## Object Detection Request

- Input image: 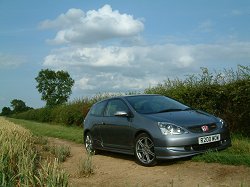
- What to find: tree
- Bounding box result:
[11,99,30,113]
[1,107,12,116]
[35,69,74,107]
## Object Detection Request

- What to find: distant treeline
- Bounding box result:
[11,65,250,136]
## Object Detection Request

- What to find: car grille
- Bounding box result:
[188,123,217,133]
[185,141,221,151]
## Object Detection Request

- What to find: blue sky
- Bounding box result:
[0,0,250,109]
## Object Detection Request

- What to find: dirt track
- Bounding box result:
[49,138,250,187]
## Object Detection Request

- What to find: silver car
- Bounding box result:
[83,94,231,166]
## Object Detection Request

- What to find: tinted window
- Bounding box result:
[104,99,129,117]
[90,101,107,116]
[125,95,188,114]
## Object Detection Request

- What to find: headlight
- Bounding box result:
[218,118,227,128]
[158,122,185,135]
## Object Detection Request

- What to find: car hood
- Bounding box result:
[143,110,218,127]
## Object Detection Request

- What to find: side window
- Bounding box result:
[104,99,129,117]
[90,101,107,116]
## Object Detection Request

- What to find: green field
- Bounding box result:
[8,118,250,167]
[8,118,83,144]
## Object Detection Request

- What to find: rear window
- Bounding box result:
[90,101,107,116]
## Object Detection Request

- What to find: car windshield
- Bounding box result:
[125,95,190,114]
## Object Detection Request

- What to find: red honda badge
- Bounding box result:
[201,125,209,132]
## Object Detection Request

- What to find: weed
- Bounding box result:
[77,154,94,177]
[49,145,71,162]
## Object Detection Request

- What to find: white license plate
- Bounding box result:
[198,134,221,145]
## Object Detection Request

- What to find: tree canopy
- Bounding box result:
[11,99,31,113]
[1,107,12,116]
[1,99,32,116]
[35,69,74,107]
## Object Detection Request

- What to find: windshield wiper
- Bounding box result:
[182,107,193,111]
[156,108,183,113]
[156,107,193,113]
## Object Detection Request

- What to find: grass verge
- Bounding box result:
[192,135,250,166]
[8,118,83,144]
[7,118,250,167]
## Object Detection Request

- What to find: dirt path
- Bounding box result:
[48,138,250,187]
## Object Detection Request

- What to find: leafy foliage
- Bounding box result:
[1,99,32,116]
[35,69,74,107]
[11,99,32,113]
[11,65,250,136]
[11,93,119,126]
[1,107,12,116]
[145,65,250,136]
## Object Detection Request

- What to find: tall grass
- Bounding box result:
[0,117,68,186]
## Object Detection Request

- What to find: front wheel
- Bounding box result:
[134,133,157,166]
[84,132,96,155]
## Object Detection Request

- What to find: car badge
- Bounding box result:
[201,125,209,132]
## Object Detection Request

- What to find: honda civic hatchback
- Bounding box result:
[83,94,231,166]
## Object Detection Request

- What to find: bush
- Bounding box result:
[11,65,250,136]
[145,65,250,136]
[10,93,118,126]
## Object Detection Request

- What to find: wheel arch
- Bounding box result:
[83,129,90,142]
[134,130,154,142]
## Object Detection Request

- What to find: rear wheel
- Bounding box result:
[134,133,157,166]
[84,132,96,155]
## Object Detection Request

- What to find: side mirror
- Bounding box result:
[114,111,133,117]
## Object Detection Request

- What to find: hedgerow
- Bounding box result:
[145,65,250,135]
[11,65,250,136]
[11,93,119,126]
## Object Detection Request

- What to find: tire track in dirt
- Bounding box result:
[48,137,250,187]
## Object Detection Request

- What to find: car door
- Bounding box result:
[99,99,133,150]
[87,100,107,148]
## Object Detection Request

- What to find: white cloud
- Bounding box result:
[0,53,25,69]
[40,4,144,45]
[39,8,85,29]
[43,42,250,95]
[40,5,250,97]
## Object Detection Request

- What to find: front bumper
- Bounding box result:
[155,137,231,160]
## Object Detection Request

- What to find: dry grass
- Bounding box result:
[77,154,94,177]
[0,117,68,186]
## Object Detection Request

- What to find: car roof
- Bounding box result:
[94,94,161,104]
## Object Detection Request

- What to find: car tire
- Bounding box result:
[84,132,97,155]
[134,133,157,166]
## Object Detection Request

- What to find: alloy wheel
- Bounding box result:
[135,133,156,166]
[85,133,95,155]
